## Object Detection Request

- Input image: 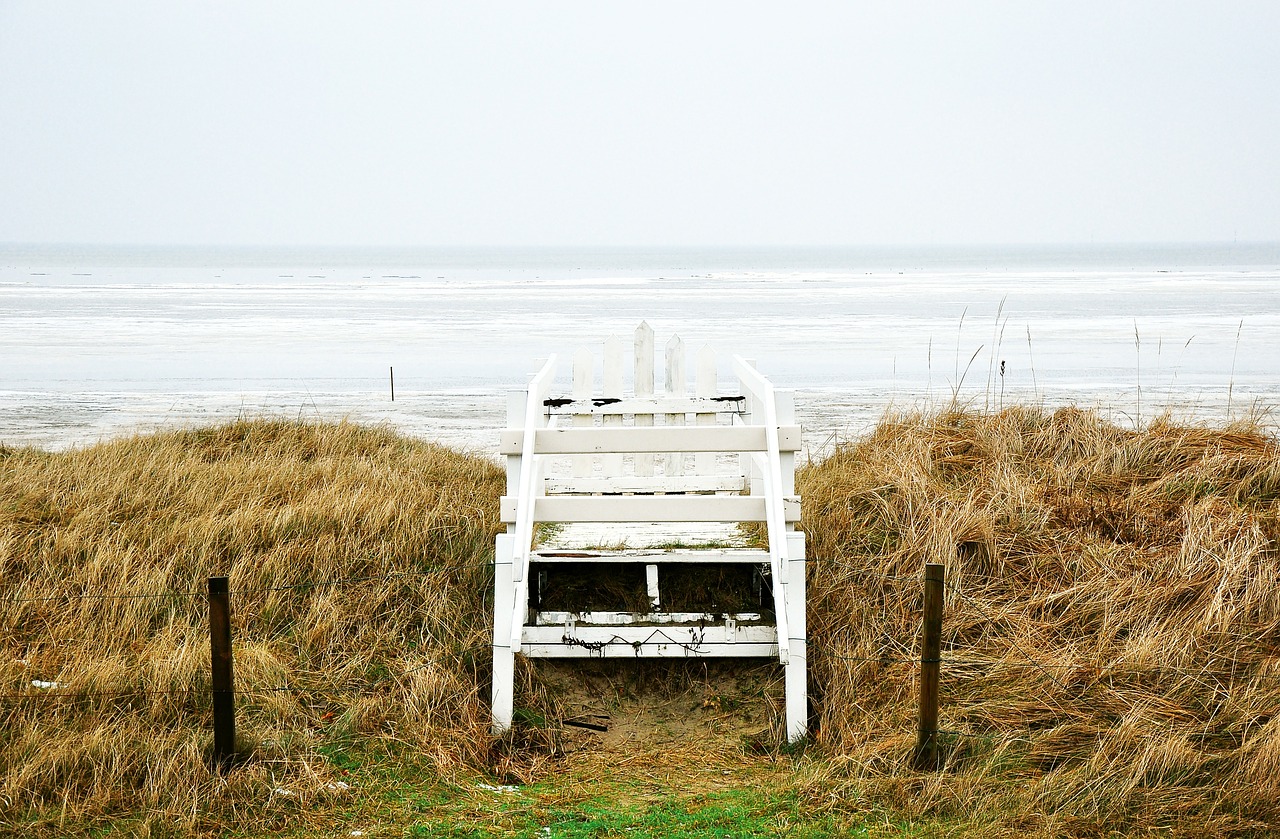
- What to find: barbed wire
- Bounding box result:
[2,589,203,604]
[6,653,1280,708]
[559,627,711,656]
[941,581,1070,691]
[0,659,481,705]
[816,650,1280,680]
[5,565,1280,714]
[0,687,207,702]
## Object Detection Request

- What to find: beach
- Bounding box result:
[4,243,1279,454]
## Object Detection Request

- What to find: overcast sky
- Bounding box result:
[1,2,1277,247]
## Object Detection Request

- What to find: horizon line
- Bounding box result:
[3,239,1278,251]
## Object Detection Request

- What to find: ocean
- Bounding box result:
[3,243,1279,456]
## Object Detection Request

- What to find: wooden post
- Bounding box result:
[602,336,624,475]
[491,533,516,733]
[695,345,717,475]
[784,530,808,743]
[390,367,395,402]
[208,576,236,768]
[664,334,686,476]
[914,563,944,769]
[634,322,655,476]
[572,347,593,478]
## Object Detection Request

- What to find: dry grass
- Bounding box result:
[800,406,1280,836]
[3,410,1280,835]
[0,420,505,834]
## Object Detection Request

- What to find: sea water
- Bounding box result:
[3,243,1278,456]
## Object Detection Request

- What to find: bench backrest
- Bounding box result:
[499,322,800,525]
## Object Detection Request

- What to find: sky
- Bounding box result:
[1,1,1277,247]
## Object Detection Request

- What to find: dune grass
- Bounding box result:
[800,406,1280,836]
[0,420,505,835]
[2,410,1280,836]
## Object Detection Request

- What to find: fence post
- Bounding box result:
[914,563,944,770]
[390,366,395,402]
[208,576,236,768]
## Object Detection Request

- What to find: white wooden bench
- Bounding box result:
[491,322,808,742]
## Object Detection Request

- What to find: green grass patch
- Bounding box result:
[393,774,922,839]
[407,786,857,838]
[223,739,940,839]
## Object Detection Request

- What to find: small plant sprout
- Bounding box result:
[985,295,1008,412]
[1025,324,1039,401]
[999,359,1006,410]
[1134,320,1142,427]
[1228,319,1244,418]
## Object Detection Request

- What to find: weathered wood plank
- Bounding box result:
[542,475,746,494]
[695,344,718,474]
[784,530,808,743]
[634,322,655,476]
[501,494,800,523]
[504,390,527,531]
[531,548,770,564]
[665,334,686,477]
[491,534,516,733]
[510,355,558,599]
[645,564,660,609]
[499,425,802,455]
[534,611,766,626]
[572,346,594,478]
[775,389,797,496]
[543,396,744,415]
[733,358,761,485]
[521,642,780,658]
[522,621,778,656]
[602,335,624,474]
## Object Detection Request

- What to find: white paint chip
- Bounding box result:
[477,782,520,795]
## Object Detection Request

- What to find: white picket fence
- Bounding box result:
[491,322,808,742]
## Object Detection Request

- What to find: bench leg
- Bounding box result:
[784,535,808,743]
[492,644,514,734]
[492,534,516,734]
[785,643,807,743]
